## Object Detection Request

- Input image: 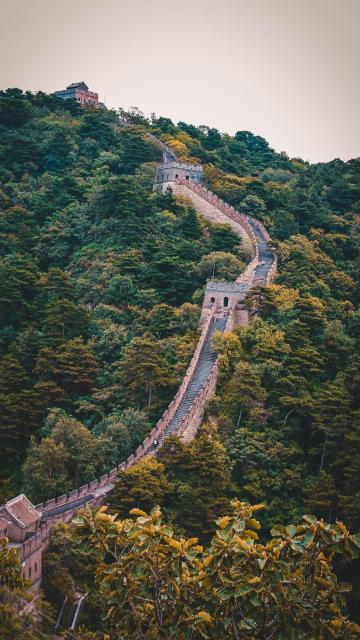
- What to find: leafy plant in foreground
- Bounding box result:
[72,501,360,639]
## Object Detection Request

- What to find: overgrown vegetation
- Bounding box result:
[44,502,360,639]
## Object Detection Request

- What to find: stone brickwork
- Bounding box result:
[154,161,203,189]
[172,180,258,258]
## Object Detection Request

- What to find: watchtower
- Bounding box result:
[199,280,251,328]
[154,161,203,192]
[0,494,41,543]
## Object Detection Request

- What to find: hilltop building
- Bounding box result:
[55,81,99,106]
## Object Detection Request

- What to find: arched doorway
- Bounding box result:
[210,297,215,304]
[223,296,229,307]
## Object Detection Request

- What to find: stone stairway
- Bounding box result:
[154,316,228,446]
[247,218,274,282]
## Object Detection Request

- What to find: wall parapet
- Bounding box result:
[205,281,250,292]
[158,160,202,171]
[146,132,177,160]
[174,179,259,260]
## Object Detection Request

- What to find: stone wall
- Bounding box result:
[179,359,219,442]
[5,151,277,594]
[172,180,259,260]
[154,161,203,188]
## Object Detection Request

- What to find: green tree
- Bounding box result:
[41,299,88,345]
[0,90,32,126]
[147,303,177,338]
[109,457,171,516]
[72,501,360,639]
[50,411,101,487]
[159,430,232,540]
[23,436,70,502]
[35,337,98,395]
[116,334,171,411]
[0,254,39,328]
[23,410,105,501]
[312,374,353,474]
[208,222,242,254]
[198,251,245,281]
[0,355,34,464]
[220,361,267,428]
[181,207,202,240]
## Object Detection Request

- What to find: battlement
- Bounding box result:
[154,160,203,189]
[205,281,250,292]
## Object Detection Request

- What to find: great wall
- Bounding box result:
[0,131,276,593]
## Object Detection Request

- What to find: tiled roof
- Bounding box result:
[0,515,11,531]
[66,81,89,90]
[1,494,41,528]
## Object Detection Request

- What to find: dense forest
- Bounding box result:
[1,89,360,638]
[0,89,245,502]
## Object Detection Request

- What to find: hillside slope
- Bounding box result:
[1,92,358,534]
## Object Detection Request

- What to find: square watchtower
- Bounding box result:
[154,161,203,192]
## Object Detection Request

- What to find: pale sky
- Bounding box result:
[0,0,359,163]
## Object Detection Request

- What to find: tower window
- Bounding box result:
[210,297,215,303]
[175,174,179,178]
[185,175,189,180]
[223,297,229,308]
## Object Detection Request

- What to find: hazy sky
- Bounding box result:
[0,0,359,163]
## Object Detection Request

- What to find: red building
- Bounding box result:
[55,81,99,105]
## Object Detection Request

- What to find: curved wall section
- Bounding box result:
[172,180,258,259]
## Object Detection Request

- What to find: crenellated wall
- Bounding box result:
[4,141,277,593]
[154,161,203,188]
[171,180,259,260]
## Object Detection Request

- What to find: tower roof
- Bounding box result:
[0,494,41,529]
[66,81,89,91]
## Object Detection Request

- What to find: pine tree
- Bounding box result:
[116,334,171,412]
[109,458,171,517]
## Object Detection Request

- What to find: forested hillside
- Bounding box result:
[0,90,243,501]
[144,113,360,535]
[1,89,360,637]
